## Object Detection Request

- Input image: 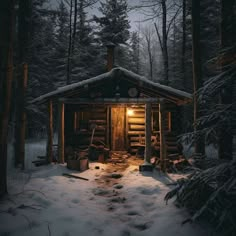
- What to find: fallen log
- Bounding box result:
[32,160,49,166]
[62,173,89,181]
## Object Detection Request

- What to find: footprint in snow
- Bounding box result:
[126,210,141,216]
[113,184,123,189]
[92,187,111,196]
[71,199,79,204]
[131,221,153,231]
[137,186,159,195]
[107,203,116,211]
[109,196,126,203]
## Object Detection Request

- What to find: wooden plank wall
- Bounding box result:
[127,105,179,155]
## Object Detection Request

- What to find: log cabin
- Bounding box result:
[32,45,192,169]
[33,65,192,167]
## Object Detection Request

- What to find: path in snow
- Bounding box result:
[0,157,214,236]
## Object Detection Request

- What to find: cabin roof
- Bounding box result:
[32,67,192,105]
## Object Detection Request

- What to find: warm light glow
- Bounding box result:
[127,109,134,116]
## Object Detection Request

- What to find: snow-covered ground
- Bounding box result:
[1,141,215,236]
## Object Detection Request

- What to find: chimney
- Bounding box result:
[106,42,115,71]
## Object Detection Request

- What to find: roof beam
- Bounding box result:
[59,97,164,104]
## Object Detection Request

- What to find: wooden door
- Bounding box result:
[111,107,126,151]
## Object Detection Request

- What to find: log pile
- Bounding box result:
[88,144,109,162]
[65,147,89,171]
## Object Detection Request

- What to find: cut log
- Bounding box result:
[130,125,145,131]
[128,118,145,124]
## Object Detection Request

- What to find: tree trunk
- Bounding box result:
[182,0,186,89]
[145,34,153,80]
[218,0,236,159]
[192,0,205,155]
[47,100,53,163]
[67,0,73,84]
[14,0,31,168]
[161,0,169,85]
[180,0,187,134]
[14,64,28,169]
[58,102,65,163]
[0,0,15,197]
[72,0,77,51]
[159,100,167,172]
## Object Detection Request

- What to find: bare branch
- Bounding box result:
[154,22,163,52]
[167,6,181,36]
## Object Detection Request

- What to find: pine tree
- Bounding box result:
[192,0,205,155]
[52,0,69,87]
[70,0,105,82]
[26,0,57,137]
[94,0,130,45]
[129,31,140,74]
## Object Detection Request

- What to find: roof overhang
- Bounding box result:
[32,67,192,106]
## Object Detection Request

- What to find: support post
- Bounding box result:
[159,100,167,172]
[73,112,77,132]
[58,102,65,163]
[47,100,53,163]
[20,63,28,169]
[139,103,153,171]
[106,106,110,149]
[16,63,28,169]
[168,112,171,132]
[125,106,129,150]
[144,103,152,163]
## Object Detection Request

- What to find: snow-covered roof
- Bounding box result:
[32,67,192,105]
[121,68,191,99]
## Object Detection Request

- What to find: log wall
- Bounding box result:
[65,103,180,156]
[127,104,179,155]
[65,105,108,150]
